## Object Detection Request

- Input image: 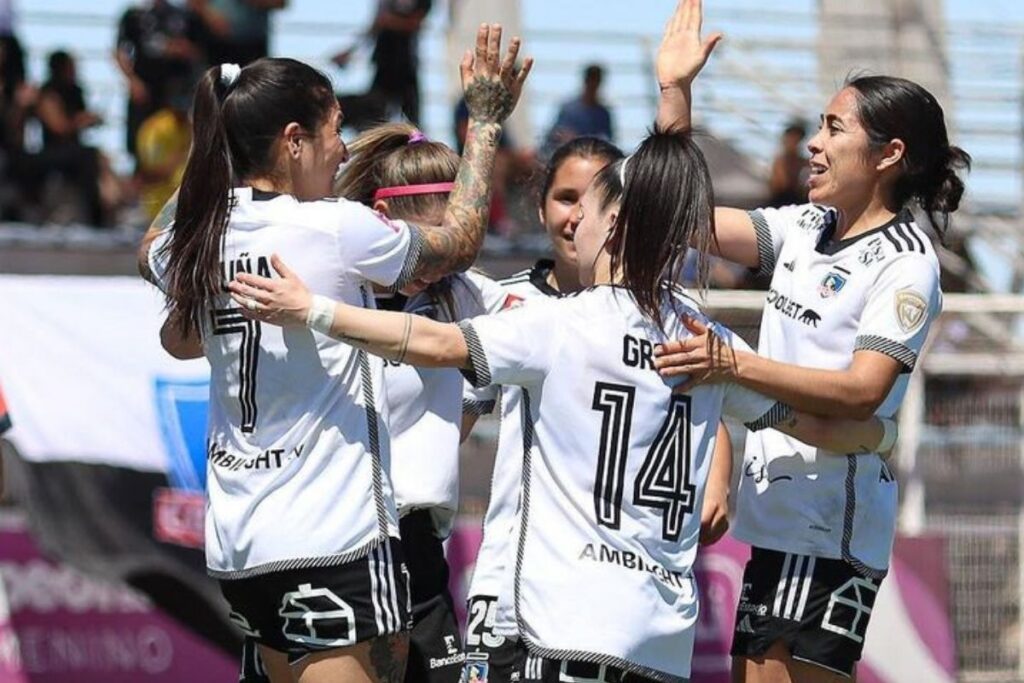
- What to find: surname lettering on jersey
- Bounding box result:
[622,334,655,370]
[578,542,687,589]
[220,253,272,290]
[207,442,306,471]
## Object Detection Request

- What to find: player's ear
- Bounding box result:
[283,122,304,159]
[876,138,905,173]
[372,199,391,217]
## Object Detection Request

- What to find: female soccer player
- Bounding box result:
[651,5,970,680]
[460,135,737,683]
[226,126,899,683]
[145,27,531,683]
[336,122,506,683]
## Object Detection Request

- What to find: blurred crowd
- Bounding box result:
[0,0,807,290]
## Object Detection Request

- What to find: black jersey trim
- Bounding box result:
[528,259,562,297]
[359,287,394,538]
[208,536,386,580]
[749,210,777,277]
[854,335,917,372]
[841,456,889,581]
[462,398,496,416]
[519,639,689,683]
[816,209,914,256]
[744,402,793,432]
[457,321,492,388]
[393,225,426,292]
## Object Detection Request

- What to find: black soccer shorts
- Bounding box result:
[221,537,411,664]
[401,510,465,683]
[461,595,519,683]
[730,546,883,677]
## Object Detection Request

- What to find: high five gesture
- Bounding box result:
[655,0,723,131]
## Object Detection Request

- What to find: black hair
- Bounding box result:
[47,50,72,77]
[161,58,336,337]
[583,64,604,83]
[845,75,971,235]
[539,136,624,206]
[591,128,716,331]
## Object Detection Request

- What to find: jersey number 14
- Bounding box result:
[592,382,696,542]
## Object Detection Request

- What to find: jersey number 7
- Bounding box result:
[212,308,262,433]
[592,382,696,542]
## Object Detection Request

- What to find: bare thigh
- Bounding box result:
[731,640,853,683]
[257,645,295,683]
[294,633,410,683]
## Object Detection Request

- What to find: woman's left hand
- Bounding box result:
[228,254,313,327]
[653,315,738,393]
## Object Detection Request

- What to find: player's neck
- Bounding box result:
[548,258,582,294]
[833,194,898,241]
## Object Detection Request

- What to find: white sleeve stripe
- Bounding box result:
[749,210,776,277]
[854,334,917,371]
[462,398,496,415]
[744,401,793,432]
[457,321,492,388]
[393,225,425,291]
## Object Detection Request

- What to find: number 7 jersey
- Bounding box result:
[148,188,418,578]
[458,285,789,682]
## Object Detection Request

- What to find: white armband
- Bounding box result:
[306,295,336,336]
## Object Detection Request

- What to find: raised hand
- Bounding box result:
[460,24,533,124]
[656,0,723,89]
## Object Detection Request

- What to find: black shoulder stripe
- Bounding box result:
[904,222,928,253]
[833,265,851,275]
[893,223,919,253]
[882,228,904,253]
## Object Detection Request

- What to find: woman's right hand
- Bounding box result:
[656,0,722,89]
[228,254,313,328]
[460,23,533,125]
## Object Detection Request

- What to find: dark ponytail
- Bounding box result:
[846,75,972,236]
[591,128,715,332]
[162,58,336,337]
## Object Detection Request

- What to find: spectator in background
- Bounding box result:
[32,50,117,226]
[135,77,191,221]
[190,0,286,67]
[544,64,614,154]
[334,0,432,129]
[767,118,808,207]
[0,36,33,221]
[0,0,25,101]
[115,0,204,162]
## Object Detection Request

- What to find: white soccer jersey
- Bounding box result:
[466,261,560,636]
[148,187,419,577]
[460,286,785,682]
[380,270,505,537]
[733,204,942,575]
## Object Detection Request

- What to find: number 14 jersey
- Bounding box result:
[459,285,787,682]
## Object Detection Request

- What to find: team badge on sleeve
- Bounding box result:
[894,289,928,333]
[818,271,847,298]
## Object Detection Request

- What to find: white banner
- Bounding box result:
[0,276,209,474]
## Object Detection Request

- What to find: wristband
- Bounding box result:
[305,295,336,336]
[877,417,898,455]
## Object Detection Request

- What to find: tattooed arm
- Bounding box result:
[138,189,178,285]
[404,24,532,284]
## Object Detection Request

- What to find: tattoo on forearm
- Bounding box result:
[464,75,515,123]
[413,120,501,281]
[369,634,408,683]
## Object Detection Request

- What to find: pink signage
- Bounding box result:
[0,517,236,683]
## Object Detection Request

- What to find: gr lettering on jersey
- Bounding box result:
[206,442,306,472]
[220,252,272,289]
[622,334,655,370]
[577,542,688,589]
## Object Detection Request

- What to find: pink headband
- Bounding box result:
[373,182,455,201]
